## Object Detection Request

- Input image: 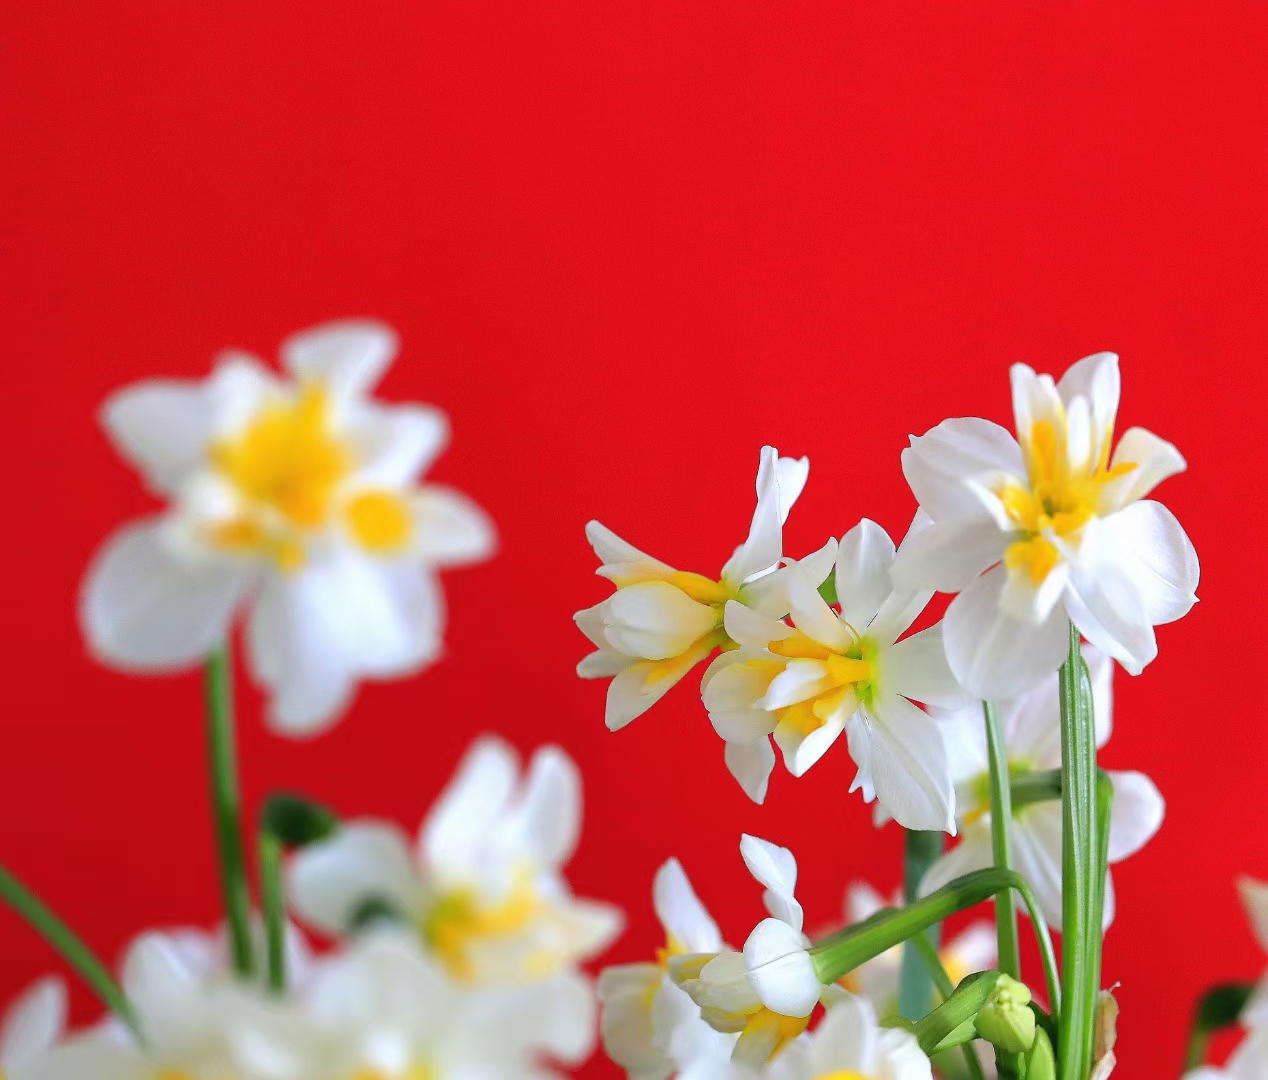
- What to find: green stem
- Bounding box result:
[0,864,136,1032]
[258,831,286,993]
[984,701,1020,981]
[206,643,254,977]
[910,932,988,1080]
[899,829,944,1020]
[1058,622,1099,1080]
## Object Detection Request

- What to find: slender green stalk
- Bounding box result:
[1057,622,1098,1080]
[983,701,1020,981]
[899,829,944,1020]
[0,864,136,1032]
[259,830,286,993]
[912,971,1001,1054]
[909,932,988,1080]
[206,643,254,977]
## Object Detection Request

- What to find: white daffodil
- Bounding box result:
[0,978,66,1080]
[224,930,596,1080]
[575,446,811,733]
[288,735,622,985]
[1186,1030,1268,1080]
[836,882,996,1017]
[919,646,1165,930]
[766,993,932,1080]
[1236,877,1268,1029]
[892,352,1199,700]
[598,858,736,1080]
[81,320,495,735]
[669,836,826,1068]
[702,518,969,829]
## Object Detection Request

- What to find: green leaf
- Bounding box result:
[260,793,339,847]
[1186,983,1256,1070]
[984,701,1020,980]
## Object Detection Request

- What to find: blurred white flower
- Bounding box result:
[0,978,65,1080]
[81,320,495,735]
[892,352,1199,700]
[766,993,931,1080]
[919,646,1165,930]
[575,446,810,734]
[598,858,736,1080]
[1236,878,1268,1029]
[703,518,968,828]
[669,836,825,1068]
[1185,1029,1268,1080]
[224,930,595,1080]
[289,736,621,985]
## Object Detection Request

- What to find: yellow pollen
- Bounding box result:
[346,490,414,553]
[422,882,540,982]
[669,571,734,605]
[814,1073,874,1080]
[1004,536,1060,586]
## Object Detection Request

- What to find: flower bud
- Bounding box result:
[974,975,1036,1053]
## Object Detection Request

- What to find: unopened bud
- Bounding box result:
[974,974,1036,1053]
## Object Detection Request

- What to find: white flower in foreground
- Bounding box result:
[575,446,810,734]
[703,518,969,828]
[837,882,996,1017]
[226,930,595,1080]
[892,351,1199,700]
[599,858,736,1080]
[669,836,825,1067]
[1236,877,1268,1029]
[289,735,621,985]
[0,978,66,1080]
[767,993,932,1080]
[81,320,495,735]
[920,646,1165,930]
[1186,1030,1268,1080]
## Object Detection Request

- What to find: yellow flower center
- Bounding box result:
[962,762,1034,828]
[745,1008,812,1062]
[997,417,1136,586]
[421,881,542,982]
[814,1072,874,1080]
[205,383,413,569]
[766,631,878,736]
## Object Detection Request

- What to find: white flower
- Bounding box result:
[1186,1030,1268,1080]
[702,517,969,829]
[288,735,622,985]
[892,352,1199,700]
[669,836,826,1068]
[0,978,66,1079]
[81,320,495,735]
[575,446,810,734]
[1236,877,1268,1029]
[767,993,932,1080]
[836,882,996,1017]
[225,929,596,1080]
[598,858,736,1080]
[919,646,1165,930]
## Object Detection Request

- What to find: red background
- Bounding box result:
[2,3,1266,1077]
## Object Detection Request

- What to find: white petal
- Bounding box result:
[786,572,851,652]
[409,485,496,567]
[943,565,1070,700]
[604,582,720,660]
[1099,501,1199,626]
[869,586,937,647]
[724,739,776,804]
[884,624,971,708]
[0,978,66,1070]
[944,922,999,976]
[605,640,714,731]
[280,319,398,399]
[1011,805,1066,929]
[81,517,248,672]
[1010,364,1065,460]
[744,920,818,1018]
[578,648,634,678]
[100,380,211,494]
[739,537,837,620]
[1105,770,1165,863]
[739,836,800,931]
[723,600,795,650]
[346,402,449,488]
[809,993,875,1075]
[834,520,896,632]
[776,455,810,524]
[774,700,851,778]
[859,694,956,834]
[1057,352,1120,468]
[845,881,888,923]
[1239,879,1268,954]
[655,859,723,954]
[703,653,782,742]
[1107,427,1187,507]
[919,825,992,897]
[999,558,1070,626]
[505,746,581,870]
[877,1027,934,1080]
[723,447,786,587]
[598,968,663,1076]
[902,418,1026,522]
[1066,526,1157,676]
[422,736,518,876]
[890,516,1007,594]
[585,521,676,582]
[288,822,421,932]
[759,659,837,711]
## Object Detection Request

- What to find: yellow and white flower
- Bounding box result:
[81,320,495,735]
[0,978,66,1080]
[575,446,810,733]
[892,352,1199,700]
[702,518,969,828]
[288,736,622,986]
[919,646,1165,930]
[598,858,736,1080]
[765,992,931,1080]
[669,836,826,1068]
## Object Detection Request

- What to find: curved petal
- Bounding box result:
[81,517,248,672]
[919,825,992,898]
[884,624,971,709]
[722,600,794,650]
[809,993,876,1075]
[655,859,722,954]
[422,736,519,875]
[943,565,1070,700]
[1057,352,1120,469]
[703,653,782,743]
[288,822,421,933]
[834,520,896,633]
[739,835,800,930]
[739,536,837,620]
[786,571,851,652]
[869,586,937,647]
[903,418,1026,522]
[505,746,581,870]
[776,456,810,524]
[1066,524,1158,676]
[409,485,497,567]
[280,319,398,400]
[605,640,713,731]
[724,738,776,805]
[1099,501,1199,626]
[723,447,786,587]
[585,521,675,583]
[1106,771,1165,863]
[598,969,663,1077]
[759,659,837,711]
[1011,805,1066,930]
[604,583,719,661]
[1239,878,1268,954]
[774,698,852,779]
[876,1026,934,1080]
[743,920,818,1018]
[889,515,1007,594]
[101,380,211,494]
[345,403,449,488]
[0,978,66,1070]
[861,694,956,834]
[1107,427,1186,508]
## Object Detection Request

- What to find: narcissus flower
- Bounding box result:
[598,858,736,1080]
[892,352,1199,700]
[920,647,1165,930]
[575,446,810,733]
[669,836,826,1067]
[0,978,65,1079]
[703,518,968,829]
[81,320,495,735]
[765,993,932,1080]
[288,736,622,985]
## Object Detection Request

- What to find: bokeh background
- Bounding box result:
[2,3,1266,1077]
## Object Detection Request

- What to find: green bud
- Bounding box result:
[974,975,1036,1054]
